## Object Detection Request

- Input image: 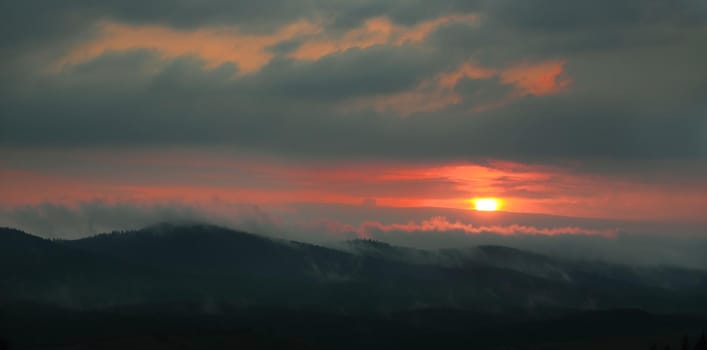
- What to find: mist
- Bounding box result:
[3,200,706,269]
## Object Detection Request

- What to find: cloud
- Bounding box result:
[369,59,571,115]
[2,149,706,221]
[0,0,706,244]
[1,0,706,163]
[0,0,705,278]
[0,201,206,238]
[290,14,479,60]
[320,216,618,238]
[499,60,571,96]
[3,201,705,269]
[302,208,707,269]
[0,201,282,240]
[55,13,477,75]
[56,19,323,74]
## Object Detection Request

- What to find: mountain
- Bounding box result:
[441,245,707,291]
[2,224,706,315]
[344,239,707,311]
[57,224,592,312]
[3,224,707,349]
[0,227,177,306]
[65,223,357,280]
[61,223,366,307]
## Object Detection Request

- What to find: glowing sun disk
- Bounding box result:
[473,198,501,211]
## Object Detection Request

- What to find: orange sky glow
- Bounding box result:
[2,150,705,223]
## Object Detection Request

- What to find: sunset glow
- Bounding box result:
[473,198,501,212]
[0,0,704,243]
[2,1,707,348]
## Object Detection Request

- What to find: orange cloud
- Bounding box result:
[57,14,479,74]
[57,20,323,74]
[437,62,497,89]
[368,82,463,115]
[290,14,479,60]
[500,60,572,96]
[371,60,571,115]
[322,216,618,238]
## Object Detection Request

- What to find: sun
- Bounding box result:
[472,198,501,212]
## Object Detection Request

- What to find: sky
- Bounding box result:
[1,0,706,264]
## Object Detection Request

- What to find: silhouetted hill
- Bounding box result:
[341,238,437,264]
[0,227,185,306]
[3,224,707,349]
[1,224,706,315]
[66,223,357,280]
[58,224,596,311]
[0,227,49,248]
[341,238,707,313]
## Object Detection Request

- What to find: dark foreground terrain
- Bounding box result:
[1,303,706,350]
[1,224,706,349]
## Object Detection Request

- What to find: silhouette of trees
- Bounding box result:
[695,330,707,350]
[651,331,707,350]
[683,335,690,350]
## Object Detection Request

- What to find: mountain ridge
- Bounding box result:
[2,224,706,316]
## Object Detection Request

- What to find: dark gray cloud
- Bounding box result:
[487,0,706,32]
[0,0,706,164]
[0,0,477,41]
[251,46,444,100]
[2,0,705,280]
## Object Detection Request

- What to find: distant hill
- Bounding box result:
[0,227,179,306]
[345,238,707,305]
[2,224,706,315]
[66,223,358,280]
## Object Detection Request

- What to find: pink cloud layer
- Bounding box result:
[2,149,706,222]
[320,216,618,238]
